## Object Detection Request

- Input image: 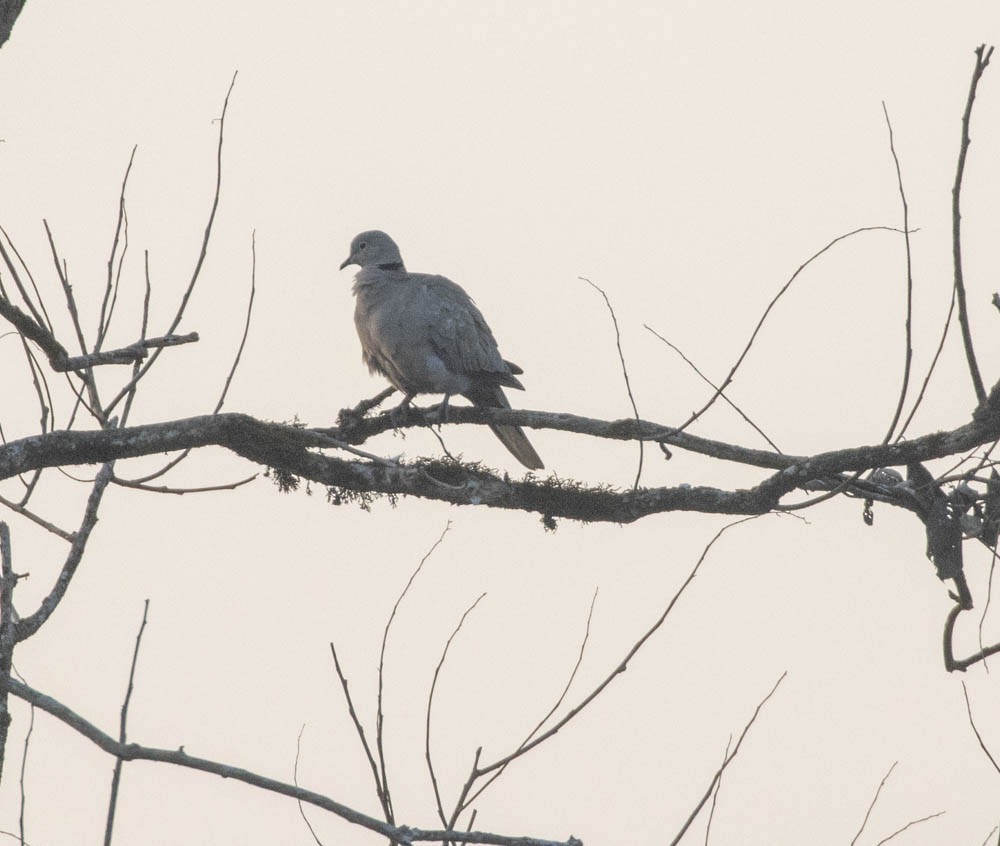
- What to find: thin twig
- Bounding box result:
[666,226,909,439]
[96,146,137,352]
[477,517,762,779]
[328,641,388,819]
[0,225,49,332]
[104,600,150,846]
[18,697,33,845]
[0,522,15,782]
[645,325,780,452]
[952,45,993,405]
[0,494,73,542]
[979,544,998,673]
[874,810,946,845]
[704,736,732,846]
[123,229,255,485]
[377,523,453,825]
[426,593,488,828]
[850,761,899,846]
[962,681,1000,774]
[110,474,257,495]
[582,278,643,488]
[880,103,915,444]
[668,671,787,846]
[294,725,325,846]
[119,251,153,428]
[458,588,599,815]
[106,72,238,416]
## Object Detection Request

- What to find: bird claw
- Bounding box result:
[388,395,414,426]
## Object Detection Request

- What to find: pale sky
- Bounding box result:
[2,2,1000,844]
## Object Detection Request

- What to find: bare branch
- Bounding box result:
[880,103,915,444]
[0,223,52,334]
[645,325,780,452]
[294,726,326,846]
[0,522,15,781]
[962,681,1000,775]
[479,518,759,780]
[667,226,909,439]
[703,737,732,846]
[120,228,253,485]
[458,589,599,815]
[96,147,137,353]
[3,678,580,846]
[953,45,994,405]
[5,405,1000,524]
[668,671,787,846]
[0,493,73,542]
[582,278,643,488]
[54,333,199,371]
[105,72,238,417]
[873,810,946,845]
[119,251,153,428]
[377,523,452,825]
[14,463,114,641]
[945,602,1000,672]
[0,292,68,365]
[426,593,487,826]
[104,600,150,846]
[18,697,33,844]
[850,761,898,846]
[110,474,257,495]
[328,641,388,823]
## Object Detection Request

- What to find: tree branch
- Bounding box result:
[0,404,998,523]
[14,464,114,641]
[952,44,994,405]
[1,677,581,846]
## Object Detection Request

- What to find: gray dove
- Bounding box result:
[339,230,544,470]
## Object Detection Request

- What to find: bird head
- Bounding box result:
[339,230,404,271]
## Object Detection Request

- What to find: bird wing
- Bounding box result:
[416,274,524,389]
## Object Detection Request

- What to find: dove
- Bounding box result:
[340,230,543,470]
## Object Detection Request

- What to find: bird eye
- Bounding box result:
[359,241,367,250]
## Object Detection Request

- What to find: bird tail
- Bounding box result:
[465,384,544,471]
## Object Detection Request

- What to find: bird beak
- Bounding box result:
[339,255,354,270]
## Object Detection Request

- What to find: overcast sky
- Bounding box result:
[2,3,1000,844]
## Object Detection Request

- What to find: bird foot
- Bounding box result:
[427,395,452,429]
[388,395,415,426]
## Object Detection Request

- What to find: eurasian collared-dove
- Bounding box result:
[339,230,544,470]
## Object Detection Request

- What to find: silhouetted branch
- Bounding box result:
[944,602,1000,672]
[3,401,1000,524]
[582,278,643,489]
[2,678,580,846]
[873,810,946,845]
[104,600,150,846]
[426,593,487,827]
[667,226,909,439]
[952,44,994,405]
[645,325,780,452]
[850,761,898,846]
[0,523,15,781]
[96,146,137,353]
[13,463,114,641]
[880,103,915,444]
[669,671,787,846]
